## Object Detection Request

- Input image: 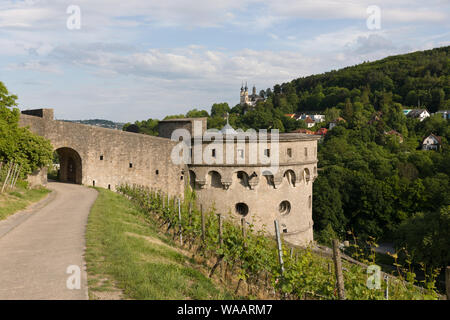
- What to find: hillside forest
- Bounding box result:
[124,46,450,270]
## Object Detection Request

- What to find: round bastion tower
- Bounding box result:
[186,121,320,246]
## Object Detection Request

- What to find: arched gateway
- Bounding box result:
[56,147,82,184]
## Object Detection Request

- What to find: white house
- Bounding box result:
[296,113,325,127]
[311,114,325,122]
[421,134,442,151]
[305,116,315,128]
[406,109,430,122]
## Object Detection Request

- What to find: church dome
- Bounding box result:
[221,122,236,135]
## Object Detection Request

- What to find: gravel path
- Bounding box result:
[0,182,98,300]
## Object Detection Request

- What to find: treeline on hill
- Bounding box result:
[124,46,449,134]
[0,81,53,179]
[124,47,449,270]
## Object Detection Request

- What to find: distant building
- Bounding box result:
[315,128,328,136]
[305,116,315,128]
[295,113,325,127]
[311,114,325,123]
[329,117,346,130]
[421,134,442,151]
[406,109,430,122]
[384,130,403,143]
[240,83,264,107]
[434,110,450,120]
[402,109,412,116]
[284,114,296,119]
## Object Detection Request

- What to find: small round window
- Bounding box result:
[235,203,249,216]
[279,201,291,215]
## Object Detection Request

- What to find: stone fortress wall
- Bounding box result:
[19,109,319,246]
[19,109,185,198]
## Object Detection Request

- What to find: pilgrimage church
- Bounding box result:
[239,82,264,107]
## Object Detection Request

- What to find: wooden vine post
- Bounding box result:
[218,213,223,248]
[178,198,183,246]
[209,213,224,279]
[201,204,205,245]
[384,275,389,300]
[274,220,284,276]
[1,162,13,193]
[332,239,346,300]
[188,202,192,228]
[241,217,247,248]
[13,164,22,188]
[9,163,18,189]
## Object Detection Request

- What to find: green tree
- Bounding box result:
[430,88,445,113]
[210,103,230,118]
[395,206,450,268]
[0,81,53,177]
[186,109,209,118]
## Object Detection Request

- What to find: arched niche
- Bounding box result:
[207,170,223,188]
[234,171,250,189]
[302,168,311,185]
[283,169,296,187]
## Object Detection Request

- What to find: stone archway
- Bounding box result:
[56,147,82,184]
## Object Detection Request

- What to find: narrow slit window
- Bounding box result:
[100,155,104,160]
[287,148,292,157]
[129,163,133,168]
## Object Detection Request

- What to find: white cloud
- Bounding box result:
[351,34,395,54]
[6,60,61,73]
[0,0,251,30]
[266,0,449,23]
[1,0,448,121]
[46,43,320,85]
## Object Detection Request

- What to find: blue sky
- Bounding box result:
[0,0,449,122]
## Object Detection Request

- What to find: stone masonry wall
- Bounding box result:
[19,112,185,197]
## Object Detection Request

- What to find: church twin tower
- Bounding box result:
[240,82,263,107]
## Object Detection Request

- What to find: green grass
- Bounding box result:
[0,181,51,221]
[85,187,233,300]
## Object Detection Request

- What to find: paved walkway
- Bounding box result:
[0,182,98,300]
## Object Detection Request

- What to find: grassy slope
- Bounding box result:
[85,187,233,300]
[0,181,50,221]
